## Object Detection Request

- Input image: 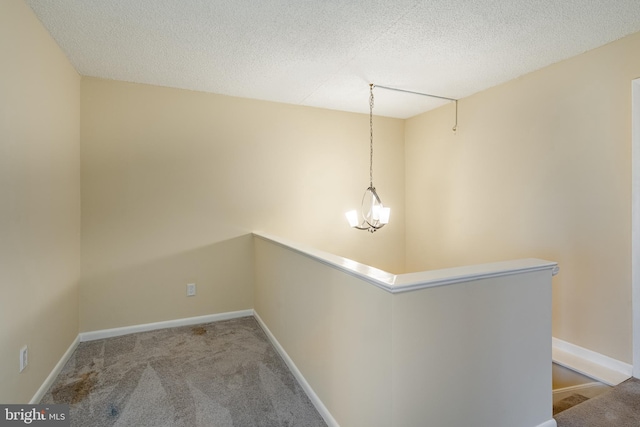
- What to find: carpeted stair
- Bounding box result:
[555,377,640,427]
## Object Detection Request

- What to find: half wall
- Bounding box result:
[254,233,558,427]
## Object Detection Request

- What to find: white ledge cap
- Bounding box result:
[253,232,558,294]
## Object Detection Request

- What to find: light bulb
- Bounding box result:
[379,207,390,224]
[372,203,381,221]
[345,210,359,228]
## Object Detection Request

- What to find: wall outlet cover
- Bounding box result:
[19,345,28,372]
[187,283,196,297]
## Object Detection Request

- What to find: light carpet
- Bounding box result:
[40,317,327,427]
[553,393,589,415]
[555,377,640,427]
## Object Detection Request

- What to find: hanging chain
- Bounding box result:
[369,83,374,188]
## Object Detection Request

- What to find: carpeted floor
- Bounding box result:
[40,317,327,427]
[553,393,590,415]
[555,377,640,427]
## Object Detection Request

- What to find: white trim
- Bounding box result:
[552,382,604,395]
[32,310,254,402]
[552,337,632,386]
[30,335,80,404]
[79,310,253,342]
[535,420,557,427]
[632,78,640,379]
[254,232,558,294]
[253,310,339,427]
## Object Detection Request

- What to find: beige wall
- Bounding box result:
[391,270,553,427]
[254,234,555,427]
[80,77,405,331]
[0,1,81,403]
[405,31,640,363]
[254,236,393,426]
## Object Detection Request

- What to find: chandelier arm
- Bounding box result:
[359,186,385,232]
[353,220,384,232]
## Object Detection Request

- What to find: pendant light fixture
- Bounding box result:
[345,84,391,233]
[344,83,457,232]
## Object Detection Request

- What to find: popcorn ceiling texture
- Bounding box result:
[26,0,640,118]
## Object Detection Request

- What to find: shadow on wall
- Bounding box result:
[79,234,255,332]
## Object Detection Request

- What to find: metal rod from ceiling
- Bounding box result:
[373,84,458,132]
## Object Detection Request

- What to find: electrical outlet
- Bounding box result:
[19,346,28,373]
[187,283,196,297]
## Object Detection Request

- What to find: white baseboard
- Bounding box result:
[253,310,339,427]
[552,337,632,386]
[79,309,254,342]
[32,310,253,403]
[30,335,80,404]
[536,419,557,427]
[552,381,603,395]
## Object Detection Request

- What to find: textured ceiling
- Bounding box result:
[26,0,640,118]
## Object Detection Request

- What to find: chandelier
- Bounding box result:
[344,83,457,232]
[345,84,390,233]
